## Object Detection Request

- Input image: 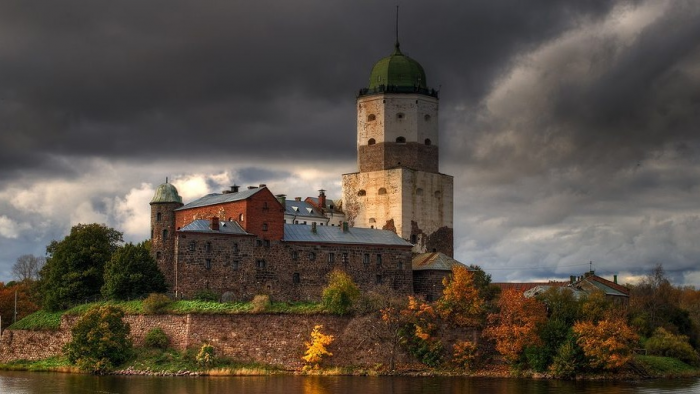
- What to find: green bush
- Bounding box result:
[144,327,170,349]
[63,305,132,374]
[142,293,172,314]
[549,340,582,379]
[645,328,699,365]
[322,270,360,316]
[194,289,219,302]
[196,343,215,367]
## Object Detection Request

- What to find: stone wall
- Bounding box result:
[0,313,478,370]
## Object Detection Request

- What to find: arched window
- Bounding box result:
[162,229,168,240]
[378,188,387,195]
[358,189,366,196]
[156,212,162,222]
[369,218,376,223]
[424,114,432,121]
[367,114,376,121]
[368,138,376,145]
[396,136,406,143]
[238,213,244,222]
[425,138,432,146]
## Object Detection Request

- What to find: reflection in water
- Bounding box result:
[0,372,699,394]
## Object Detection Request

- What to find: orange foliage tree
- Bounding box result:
[436,265,485,327]
[0,281,39,329]
[483,288,547,363]
[302,325,334,369]
[573,316,638,370]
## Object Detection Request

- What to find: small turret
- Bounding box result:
[150,179,184,289]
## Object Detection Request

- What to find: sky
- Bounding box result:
[0,0,699,286]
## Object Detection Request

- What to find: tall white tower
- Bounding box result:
[342,39,454,256]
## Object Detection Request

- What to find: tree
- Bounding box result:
[39,223,123,311]
[101,242,167,300]
[302,325,334,369]
[64,305,132,374]
[483,288,547,364]
[322,269,360,316]
[0,281,39,329]
[436,265,485,327]
[573,316,638,371]
[12,254,45,282]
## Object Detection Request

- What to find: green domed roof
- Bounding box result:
[151,181,182,204]
[368,43,427,90]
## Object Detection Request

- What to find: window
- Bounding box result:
[410,234,417,244]
[162,229,168,240]
[292,251,299,260]
[262,223,268,231]
[397,112,405,119]
[398,261,404,270]
[205,259,211,270]
[264,240,270,247]
[376,275,383,284]
[396,136,406,143]
[358,189,366,197]
[342,253,348,263]
[256,259,266,269]
[435,191,442,199]
[188,241,196,251]
[156,251,162,259]
[368,138,376,145]
[232,260,239,270]
[156,212,162,222]
[376,254,382,266]
[328,253,335,263]
[263,202,269,211]
[233,243,239,253]
[425,138,432,145]
[239,213,244,222]
[363,253,370,266]
[205,242,212,252]
[378,188,387,195]
[256,239,263,247]
[367,114,376,121]
[293,273,300,284]
[424,114,432,121]
[308,252,316,261]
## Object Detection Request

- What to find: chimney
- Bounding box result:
[259,184,267,188]
[276,194,287,207]
[614,274,618,284]
[231,185,239,193]
[311,222,317,234]
[318,189,327,208]
[210,217,220,231]
[342,222,349,232]
[248,186,257,190]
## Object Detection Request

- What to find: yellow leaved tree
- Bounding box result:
[302,325,334,369]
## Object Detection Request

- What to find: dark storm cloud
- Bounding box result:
[0,0,616,182]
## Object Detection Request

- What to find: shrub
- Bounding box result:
[452,340,479,370]
[63,305,132,374]
[194,289,219,302]
[549,340,581,379]
[144,327,170,349]
[251,294,271,313]
[645,327,699,365]
[142,293,172,314]
[321,270,360,316]
[302,325,334,369]
[196,343,215,368]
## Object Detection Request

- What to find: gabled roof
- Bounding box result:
[492,281,569,293]
[179,220,250,235]
[283,224,412,247]
[412,252,466,271]
[176,187,265,210]
[575,274,629,297]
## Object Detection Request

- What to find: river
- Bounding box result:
[1,372,699,393]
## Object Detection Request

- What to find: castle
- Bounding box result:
[150,37,463,302]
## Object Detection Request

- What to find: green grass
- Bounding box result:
[0,356,74,372]
[8,299,326,330]
[130,347,280,374]
[635,355,699,377]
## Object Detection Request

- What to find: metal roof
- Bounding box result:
[412,252,466,271]
[283,224,412,247]
[151,182,183,204]
[285,200,325,218]
[176,187,264,210]
[179,220,250,235]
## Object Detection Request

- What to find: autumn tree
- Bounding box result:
[436,265,485,327]
[573,316,638,371]
[400,296,444,366]
[0,281,39,329]
[483,288,547,364]
[12,254,46,282]
[39,223,123,311]
[302,325,334,369]
[322,269,360,316]
[101,242,167,300]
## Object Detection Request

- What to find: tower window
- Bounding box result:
[368,138,376,145]
[396,136,406,143]
[367,114,376,121]
[369,218,376,223]
[156,212,162,222]
[425,138,432,146]
[424,114,432,121]
[156,251,162,259]
[411,234,417,244]
[358,189,366,196]
[397,112,405,119]
[162,229,168,240]
[378,188,387,195]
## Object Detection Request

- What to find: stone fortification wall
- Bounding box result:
[1,313,477,370]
